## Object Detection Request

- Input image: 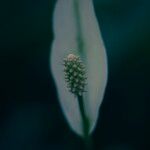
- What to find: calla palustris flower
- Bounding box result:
[50,0,108,136]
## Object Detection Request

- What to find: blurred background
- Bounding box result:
[0,0,150,149]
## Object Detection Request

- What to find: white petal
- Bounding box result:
[50,0,108,136]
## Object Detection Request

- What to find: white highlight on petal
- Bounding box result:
[50,0,108,136]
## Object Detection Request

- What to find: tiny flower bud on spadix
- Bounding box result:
[63,54,86,96]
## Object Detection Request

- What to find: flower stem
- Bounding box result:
[77,96,93,150]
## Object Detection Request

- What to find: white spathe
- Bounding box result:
[51,0,108,136]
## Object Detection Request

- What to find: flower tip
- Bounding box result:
[67,54,77,61]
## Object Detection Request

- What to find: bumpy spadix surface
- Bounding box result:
[63,54,86,96]
[51,0,108,136]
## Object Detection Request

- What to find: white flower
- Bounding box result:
[50,0,108,136]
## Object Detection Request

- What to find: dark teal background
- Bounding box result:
[0,0,149,149]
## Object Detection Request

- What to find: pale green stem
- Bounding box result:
[77,96,93,150]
